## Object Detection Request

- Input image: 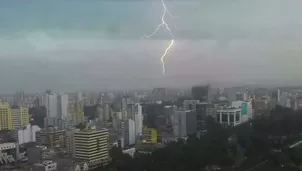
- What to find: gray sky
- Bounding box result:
[1,0,302,92]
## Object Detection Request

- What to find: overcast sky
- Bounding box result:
[1,0,302,92]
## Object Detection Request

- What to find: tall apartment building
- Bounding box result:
[11,107,29,129]
[134,103,143,136]
[120,119,136,148]
[172,110,197,138]
[0,103,12,130]
[57,94,68,120]
[74,128,109,169]
[40,93,58,118]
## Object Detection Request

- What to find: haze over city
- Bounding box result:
[1,0,302,92]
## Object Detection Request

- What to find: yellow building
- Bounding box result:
[11,107,29,129]
[142,127,157,144]
[0,103,12,130]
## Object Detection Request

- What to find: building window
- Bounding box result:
[236,113,240,122]
[216,114,220,122]
[229,114,234,122]
[222,114,228,122]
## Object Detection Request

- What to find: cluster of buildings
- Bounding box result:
[0,85,295,170]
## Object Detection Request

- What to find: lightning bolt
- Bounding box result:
[142,0,175,75]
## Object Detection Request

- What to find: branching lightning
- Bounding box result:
[141,0,175,75]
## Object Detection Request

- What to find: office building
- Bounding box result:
[40,93,58,118]
[74,128,109,168]
[11,107,29,129]
[65,129,75,155]
[142,127,157,144]
[120,119,136,147]
[134,103,143,136]
[231,101,253,120]
[36,127,65,150]
[0,103,12,130]
[196,102,209,131]
[57,94,68,120]
[152,88,167,99]
[216,107,242,127]
[172,110,197,138]
[17,124,41,145]
[183,100,200,112]
[191,85,209,102]
[164,105,176,125]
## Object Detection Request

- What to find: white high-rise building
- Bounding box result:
[57,94,68,120]
[134,103,143,136]
[120,119,136,147]
[41,93,58,118]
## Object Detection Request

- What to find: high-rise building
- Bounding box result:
[57,94,68,120]
[74,128,109,169]
[152,88,167,99]
[164,105,176,125]
[41,93,58,118]
[120,119,136,147]
[191,85,210,102]
[172,110,197,138]
[11,107,29,129]
[183,100,200,111]
[103,104,110,122]
[0,103,12,130]
[13,90,24,107]
[134,103,143,136]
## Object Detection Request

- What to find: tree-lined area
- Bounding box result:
[94,106,302,171]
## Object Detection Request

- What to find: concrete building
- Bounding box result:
[134,103,143,136]
[57,94,68,120]
[74,127,109,169]
[65,129,75,155]
[41,93,58,118]
[0,103,12,130]
[32,160,57,171]
[191,85,210,102]
[17,124,41,145]
[142,127,157,144]
[216,107,243,127]
[0,142,18,164]
[164,105,176,125]
[11,107,29,129]
[183,100,200,112]
[231,101,253,120]
[36,127,65,150]
[120,119,136,147]
[172,110,197,138]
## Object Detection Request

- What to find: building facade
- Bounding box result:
[0,103,12,130]
[74,128,109,168]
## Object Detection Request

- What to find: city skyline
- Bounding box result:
[1,0,302,92]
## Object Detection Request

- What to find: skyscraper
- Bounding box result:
[134,103,143,136]
[57,94,68,120]
[172,110,197,138]
[191,85,210,102]
[41,93,58,118]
